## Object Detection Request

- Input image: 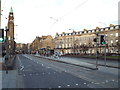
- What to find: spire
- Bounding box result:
[10,7,13,13]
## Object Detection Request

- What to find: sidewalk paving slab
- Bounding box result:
[2,70,17,88]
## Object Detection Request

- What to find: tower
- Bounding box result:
[8,7,14,40]
[7,7,15,55]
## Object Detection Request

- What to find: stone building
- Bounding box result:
[30,35,55,52]
[16,43,28,54]
[54,25,120,55]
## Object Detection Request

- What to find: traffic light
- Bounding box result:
[0,29,4,42]
[100,35,105,45]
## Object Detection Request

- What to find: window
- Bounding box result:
[110,27,114,30]
[116,40,118,42]
[101,29,104,31]
[110,34,113,36]
[116,33,118,37]
[105,28,108,31]
[111,40,113,44]
[115,26,119,29]
[92,30,94,32]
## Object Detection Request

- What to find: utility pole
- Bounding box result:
[0,0,1,28]
[95,33,98,69]
[5,26,9,74]
[104,34,106,67]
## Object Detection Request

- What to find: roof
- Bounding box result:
[10,7,13,13]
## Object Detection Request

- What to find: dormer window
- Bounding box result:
[110,27,114,30]
[105,28,108,31]
[115,26,119,29]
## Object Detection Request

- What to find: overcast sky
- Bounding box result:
[1,0,119,44]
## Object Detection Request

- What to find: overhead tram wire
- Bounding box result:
[1,0,15,19]
[50,0,88,28]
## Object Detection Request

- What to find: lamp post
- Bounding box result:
[5,26,9,73]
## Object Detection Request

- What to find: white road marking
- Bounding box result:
[23,74,26,76]
[23,55,33,60]
[49,87,52,89]
[67,85,70,87]
[17,55,24,71]
[76,84,78,86]
[58,86,61,88]
[20,66,24,70]
[84,83,87,84]
[105,80,108,82]
[112,80,115,82]
[94,83,99,84]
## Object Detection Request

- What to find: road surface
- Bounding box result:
[16,54,119,88]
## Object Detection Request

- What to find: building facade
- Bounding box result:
[30,35,55,53]
[54,25,120,55]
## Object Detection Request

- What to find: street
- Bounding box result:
[16,54,119,88]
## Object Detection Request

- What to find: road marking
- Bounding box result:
[17,55,22,66]
[47,67,50,68]
[23,74,26,76]
[76,84,78,86]
[84,83,87,85]
[23,55,33,60]
[112,80,115,82]
[105,80,108,83]
[58,86,61,88]
[17,55,24,71]
[67,85,70,87]
[94,83,99,84]
[20,66,24,70]
[49,87,52,89]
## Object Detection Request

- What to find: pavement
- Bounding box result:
[2,70,17,88]
[0,55,17,89]
[34,54,119,70]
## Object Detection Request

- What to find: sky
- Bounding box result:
[1,0,119,44]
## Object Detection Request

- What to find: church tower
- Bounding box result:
[7,7,15,55]
[8,7,14,40]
